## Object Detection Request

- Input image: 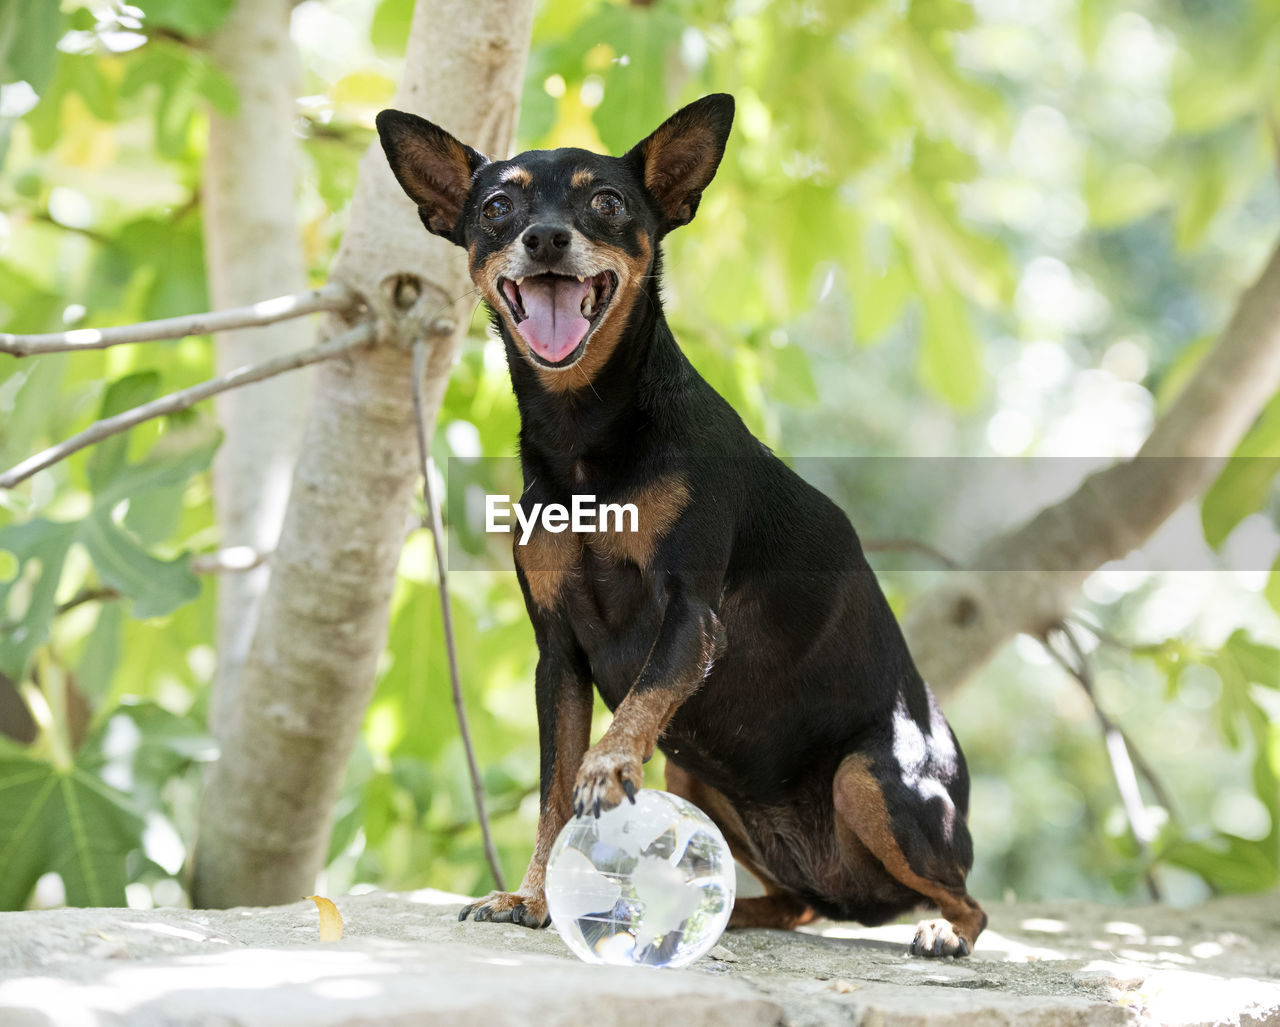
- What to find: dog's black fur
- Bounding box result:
[377,95,987,957]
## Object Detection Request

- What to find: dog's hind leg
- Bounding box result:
[832,752,987,957]
[665,760,815,930]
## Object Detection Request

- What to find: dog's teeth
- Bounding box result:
[577,276,585,282]
[515,277,524,287]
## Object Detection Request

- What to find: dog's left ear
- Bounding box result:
[628,93,734,233]
[376,109,489,245]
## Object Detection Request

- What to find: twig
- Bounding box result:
[863,537,960,570]
[0,322,375,489]
[0,587,122,634]
[1042,622,1166,900]
[411,339,506,892]
[0,284,356,357]
[190,547,271,575]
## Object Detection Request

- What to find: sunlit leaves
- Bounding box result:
[120,42,237,159]
[0,400,217,679]
[583,6,685,156]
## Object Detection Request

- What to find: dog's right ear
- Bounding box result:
[376,109,488,245]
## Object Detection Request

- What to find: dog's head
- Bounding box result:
[376,94,733,386]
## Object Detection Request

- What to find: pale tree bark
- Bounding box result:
[905,236,1280,695]
[191,0,535,907]
[202,0,313,739]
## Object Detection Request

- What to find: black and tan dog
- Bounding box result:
[377,94,987,957]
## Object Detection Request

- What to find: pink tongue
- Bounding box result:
[516,277,591,363]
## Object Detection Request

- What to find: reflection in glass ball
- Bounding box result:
[545,789,736,968]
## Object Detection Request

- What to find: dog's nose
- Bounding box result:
[522,223,572,262]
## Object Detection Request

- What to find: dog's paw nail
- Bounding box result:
[623,780,637,803]
[593,797,601,818]
[459,904,473,922]
[474,906,492,922]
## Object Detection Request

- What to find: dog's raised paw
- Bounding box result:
[572,748,643,818]
[459,890,549,929]
[909,917,970,958]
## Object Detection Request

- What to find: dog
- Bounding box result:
[376,94,987,957]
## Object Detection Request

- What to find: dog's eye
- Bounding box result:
[483,194,513,221]
[591,190,624,218]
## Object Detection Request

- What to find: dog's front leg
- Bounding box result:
[460,630,592,928]
[573,589,720,818]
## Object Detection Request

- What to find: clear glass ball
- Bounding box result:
[545,788,736,968]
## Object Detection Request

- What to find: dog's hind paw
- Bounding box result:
[458,890,550,929]
[909,918,971,958]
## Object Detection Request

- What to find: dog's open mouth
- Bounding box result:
[499,271,617,367]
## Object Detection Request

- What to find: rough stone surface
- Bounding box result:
[1,890,1278,1026]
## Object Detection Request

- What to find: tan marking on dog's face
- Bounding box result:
[467,229,644,387]
[570,169,595,189]
[534,230,652,393]
[514,527,583,611]
[586,473,689,567]
[499,165,532,187]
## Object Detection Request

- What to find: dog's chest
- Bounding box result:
[515,522,668,708]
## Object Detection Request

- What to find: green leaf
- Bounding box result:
[908,0,976,33]
[79,516,199,620]
[586,7,686,155]
[851,252,912,344]
[765,341,818,406]
[917,287,983,409]
[0,754,143,909]
[1201,397,1280,548]
[135,0,233,38]
[370,0,416,57]
[1267,555,1280,617]
[0,0,64,95]
[0,519,77,678]
[1085,160,1170,229]
[86,372,162,493]
[1163,835,1278,893]
[0,429,217,678]
[77,603,124,703]
[1218,630,1280,690]
[1174,149,1229,250]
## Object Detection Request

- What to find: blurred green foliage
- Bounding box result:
[0,0,1278,911]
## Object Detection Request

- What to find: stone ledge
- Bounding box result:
[1,891,1277,1026]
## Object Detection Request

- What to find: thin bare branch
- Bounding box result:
[0,587,123,635]
[0,284,357,357]
[190,547,272,575]
[1042,622,1173,900]
[863,537,960,570]
[0,322,375,490]
[411,339,506,891]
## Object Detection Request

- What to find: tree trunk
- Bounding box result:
[191,0,534,907]
[202,0,312,741]
[904,236,1280,695]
